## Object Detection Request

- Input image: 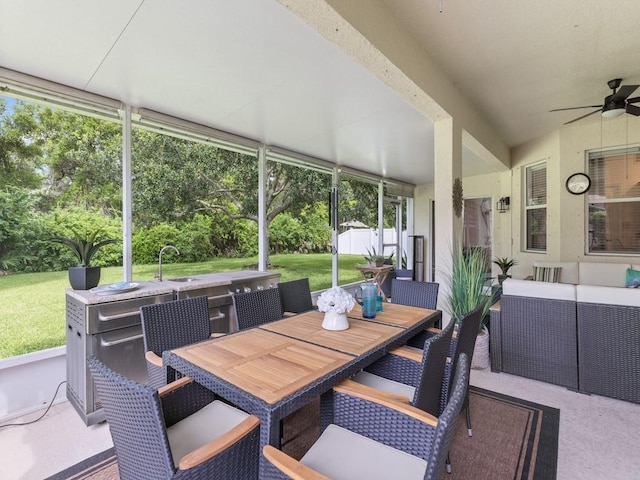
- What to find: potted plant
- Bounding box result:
[364,247,386,267]
[51,228,118,290]
[443,244,492,369]
[493,256,518,284]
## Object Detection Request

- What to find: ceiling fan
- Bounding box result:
[550,78,640,125]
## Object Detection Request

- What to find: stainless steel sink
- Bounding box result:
[168,277,200,282]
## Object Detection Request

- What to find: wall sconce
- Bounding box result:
[497,196,510,213]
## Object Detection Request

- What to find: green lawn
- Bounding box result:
[0,254,364,358]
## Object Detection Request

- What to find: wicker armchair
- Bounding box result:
[233,287,283,330]
[263,354,470,480]
[351,317,454,416]
[88,356,260,480]
[140,296,212,389]
[277,278,314,316]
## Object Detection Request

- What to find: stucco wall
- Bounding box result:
[414,114,640,280]
[511,115,640,278]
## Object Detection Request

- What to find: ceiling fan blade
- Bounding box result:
[626,96,640,104]
[611,85,639,102]
[549,105,602,112]
[563,109,601,125]
[626,104,640,116]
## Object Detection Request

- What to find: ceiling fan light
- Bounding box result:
[602,107,625,118]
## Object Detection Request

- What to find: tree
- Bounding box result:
[0,187,38,272]
[197,154,332,261]
[0,99,43,190]
[37,108,122,213]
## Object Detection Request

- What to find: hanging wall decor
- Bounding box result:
[452,177,463,217]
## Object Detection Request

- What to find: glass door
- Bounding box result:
[463,197,493,280]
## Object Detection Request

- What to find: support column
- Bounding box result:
[434,117,463,326]
[258,146,267,272]
[331,169,339,287]
[121,106,133,282]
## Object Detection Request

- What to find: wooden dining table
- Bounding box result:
[163,304,440,479]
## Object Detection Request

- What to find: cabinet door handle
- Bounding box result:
[98,311,139,322]
[100,333,143,347]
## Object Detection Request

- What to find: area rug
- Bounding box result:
[47,386,559,480]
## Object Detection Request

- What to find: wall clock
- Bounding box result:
[565,173,591,195]
[452,178,463,217]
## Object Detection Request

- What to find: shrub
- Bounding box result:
[46,208,122,269]
[132,223,182,264]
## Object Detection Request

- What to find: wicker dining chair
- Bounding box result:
[233,287,283,330]
[263,354,470,480]
[351,316,454,417]
[140,296,212,389]
[277,278,314,316]
[391,279,439,310]
[378,305,483,472]
[445,305,484,436]
[88,356,260,480]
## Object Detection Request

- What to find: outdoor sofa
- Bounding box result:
[491,262,640,404]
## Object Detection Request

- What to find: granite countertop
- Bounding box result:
[66,270,281,304]
[66,281,174,305]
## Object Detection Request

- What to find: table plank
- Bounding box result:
[171,329,352,404]
[260,310,403,355]
[348,302,439,328]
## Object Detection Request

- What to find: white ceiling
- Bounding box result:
[1,0,640,185]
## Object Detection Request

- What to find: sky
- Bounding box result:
[1,94,16,115]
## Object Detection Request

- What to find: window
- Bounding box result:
[525,162,547,251]
[587,147,640,254]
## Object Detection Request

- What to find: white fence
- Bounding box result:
[338,228,408,257]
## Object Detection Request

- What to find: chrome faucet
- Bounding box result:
[157,245,179,281]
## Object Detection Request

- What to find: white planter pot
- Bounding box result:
[472,327,490,370]
[321,309,350,331]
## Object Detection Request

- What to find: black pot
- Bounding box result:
[497,274,511,285]
[68,266,101,290]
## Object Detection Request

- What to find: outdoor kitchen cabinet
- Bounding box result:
[65,284,174,425]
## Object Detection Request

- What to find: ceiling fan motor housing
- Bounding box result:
[603,94,626,113]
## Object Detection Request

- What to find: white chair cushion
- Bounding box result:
[578,262,630,287]
[352,371,415,400]
[166,400,249,467]
[301,424,427,480]
[533,262,578,284]
[576,285,640,307]
[502,278,576,301]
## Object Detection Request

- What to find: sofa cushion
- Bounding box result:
[578,262,631,287]
[532,262,578,284]
[576,284,640,307]
[626,268,640,288]
[502,278,576,301]
[532,266,561,283]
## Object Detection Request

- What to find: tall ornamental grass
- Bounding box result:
[443,243,490,328]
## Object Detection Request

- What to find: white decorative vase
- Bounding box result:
[471,327,490,370]
[321,308,350,331]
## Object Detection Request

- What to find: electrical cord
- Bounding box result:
[0,380,66,429]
